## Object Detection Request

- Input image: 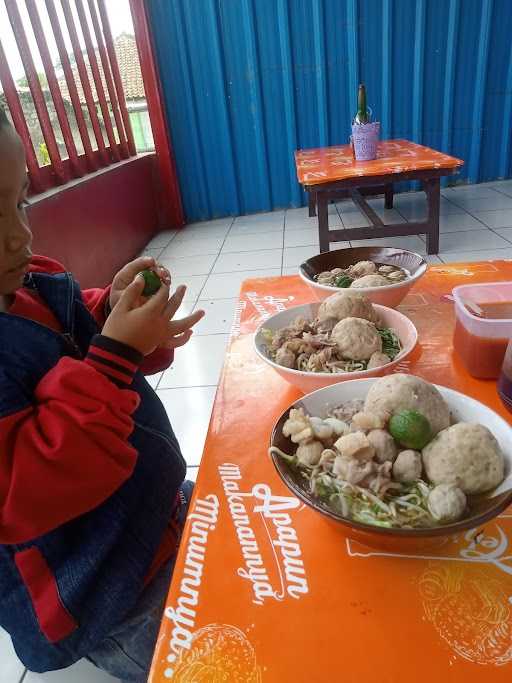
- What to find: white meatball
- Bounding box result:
[422,423,504,494]
[334,432,375,461]
[296,440,324,466]
[367,429,398,463]
[352,411,389,431]
[367,352,391,370]
[317,269,338,283]
[364,374,451,437]
[393,450,422,482]
[387,270,406,282]
[333,455,375,485]
[428,484,467,523]
[318,291,377,323]
[282,408,310,440]
[316,316,338,333]
[349,260,377,278]
[275,346,295,368]
[330,317,382,361]
[323,417,350,437]
[350,274,390,289]
[309,416,334,441]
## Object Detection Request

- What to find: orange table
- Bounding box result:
[295,139,463,254]
[150,263,512,683]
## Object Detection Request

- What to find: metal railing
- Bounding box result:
[0,0,136,192]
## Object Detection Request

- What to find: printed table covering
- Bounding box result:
[151,262,512,682]
[295,139,463,186]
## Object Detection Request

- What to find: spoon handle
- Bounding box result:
[460,297,484,317]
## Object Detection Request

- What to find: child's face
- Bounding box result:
[0,125,32,296]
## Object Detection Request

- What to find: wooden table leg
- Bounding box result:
[424,177,440,255]
[384,183,394,210]
[308,190,317,217]
[318,193,330,253]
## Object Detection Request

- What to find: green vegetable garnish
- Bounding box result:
[140,269,162,297]
[389,410,432,450]
[334,274,354,288]
[377,327,402,360]
[261,328,274,345]
[353,512,392,528]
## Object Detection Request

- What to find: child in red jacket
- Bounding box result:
[0,107,204,681]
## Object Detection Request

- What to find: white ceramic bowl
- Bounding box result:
[254,302,418,394]
[270,378,512,546]
[299,246,428,308]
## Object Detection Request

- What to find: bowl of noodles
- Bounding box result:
[254,291,417,394]
[299,246,427,308]
[269,374,512,549]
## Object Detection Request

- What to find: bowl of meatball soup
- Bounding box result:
[254,292,418,394]
[299,246,427,308]
[269,375,512,551]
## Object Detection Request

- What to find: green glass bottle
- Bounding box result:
[354,83,369,125]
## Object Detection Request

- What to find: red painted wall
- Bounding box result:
[28,154,162,289]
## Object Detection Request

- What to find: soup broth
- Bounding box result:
[474,301,512,319]
[453,320,508,379]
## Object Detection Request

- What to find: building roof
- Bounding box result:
[58,33,145,104]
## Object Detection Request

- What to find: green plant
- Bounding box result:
[39,142,50,166]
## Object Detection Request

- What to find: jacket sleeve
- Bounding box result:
[0,335,144,544]
[140,347,174,375]
[81,287,174,374]
[81,286,111,329]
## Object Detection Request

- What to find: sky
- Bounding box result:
[0,0,135,83]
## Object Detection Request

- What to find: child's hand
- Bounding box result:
[102,274,204,356]
[110,257,171,310]
[159,285,206,350]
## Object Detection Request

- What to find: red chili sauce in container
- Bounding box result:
[452,283,512,379]
[498,340,512,412]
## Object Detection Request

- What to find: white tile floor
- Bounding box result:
[4,180,512,682]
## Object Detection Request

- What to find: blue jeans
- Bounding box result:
[87,480,194,682]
